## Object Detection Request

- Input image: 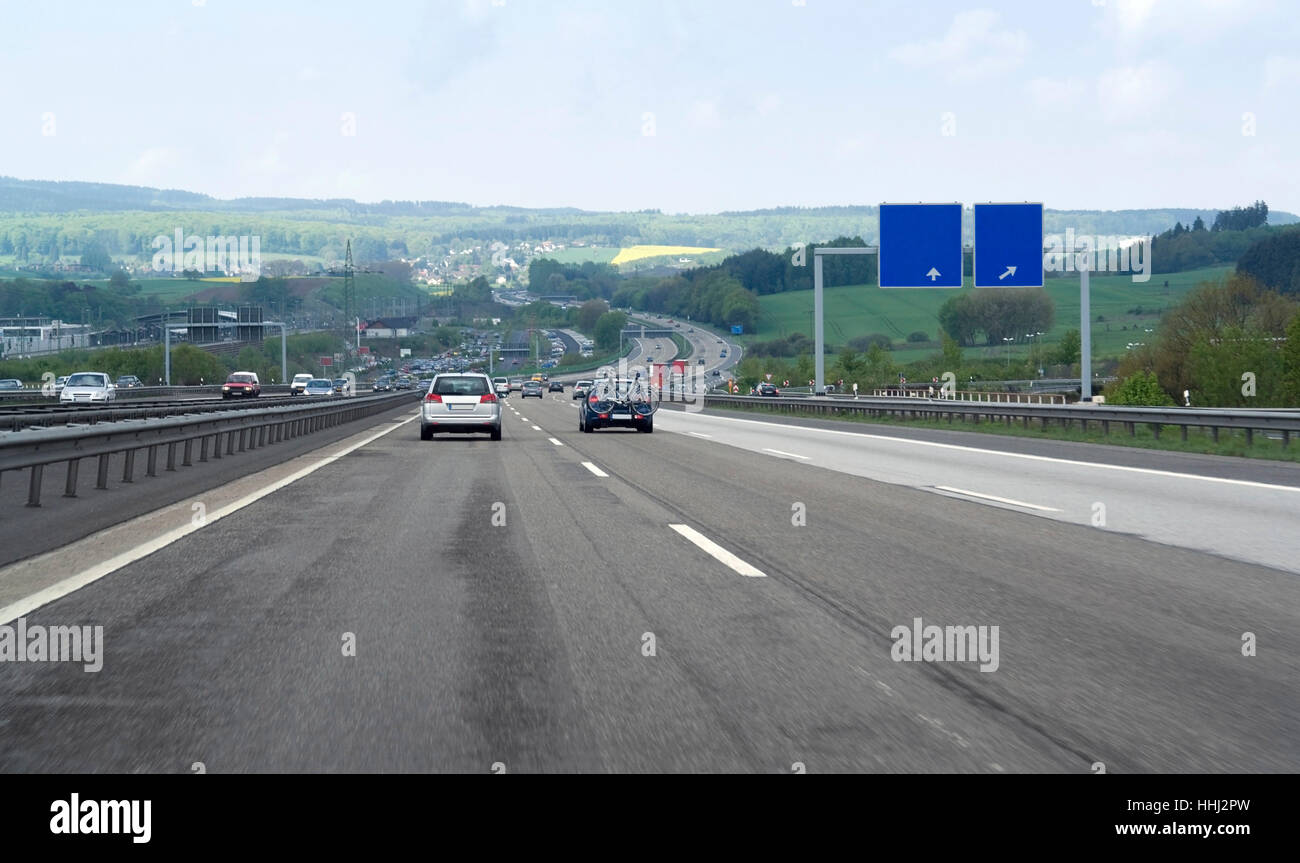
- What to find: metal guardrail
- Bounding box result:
[0,391,416,508]
[702,394,1300,447]
[0,384,293,403]
[0,390,315,432]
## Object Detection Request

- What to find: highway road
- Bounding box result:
[0,391,1295,772]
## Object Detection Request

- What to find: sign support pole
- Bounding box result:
[1080,255,1092,401]
[813,254,824,395]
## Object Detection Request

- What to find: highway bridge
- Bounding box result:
[0,332,1296,773]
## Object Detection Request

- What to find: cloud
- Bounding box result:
[1097,62,1176,122]
[1101,0,1265,43]
[889,10,1028,80]
[1026,76,1087,107]
[755,93,782,117]
[1263,55,1300,88]
[122,147,183,185]
[690,100,721,129]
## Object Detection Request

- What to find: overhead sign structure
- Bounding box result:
[974,203,1044,288]
[878,203,963,288]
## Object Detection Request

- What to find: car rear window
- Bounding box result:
[434,376,489,395]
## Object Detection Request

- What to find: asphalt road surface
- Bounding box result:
[0,393,1295,772]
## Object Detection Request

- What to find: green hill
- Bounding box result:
[749,265,1234,362]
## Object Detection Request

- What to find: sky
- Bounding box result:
[2,0,1298,214]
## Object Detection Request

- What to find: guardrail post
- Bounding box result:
[237,429,247,452]
[146,445,158,476]
[1150,423,1161,440]
[213,433,223,459]
[122,449,135,482]
[1211,427,1219,443]
[1284,430,1291,449]
[1102,420,1109,435]
[96,454,110,488]
[1245,428,1253,446]
[63,459,79,497]
[198,436,209,461]
[1180,426,1188,442]
[226,430,236,455]
[166,442,177,470]
[27,464,43,506]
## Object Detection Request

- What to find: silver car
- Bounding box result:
[420,373,501,440]
[59,372,116,404]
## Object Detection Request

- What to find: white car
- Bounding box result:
[492,377,510,397]
[290,373,314,395]
[59,372,116,404]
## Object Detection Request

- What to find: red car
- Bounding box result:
[222,371,261,398]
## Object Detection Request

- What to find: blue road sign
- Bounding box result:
[974,203,1044,288]
[878,203,963,288]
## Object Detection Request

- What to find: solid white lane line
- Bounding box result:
[549,437,563,446]
[0,414,419,626]
[932,485,1062,512]
[688,431,713,439]
[581,461,609,477]
[762,447,809,460]
[673,412,1300,493]
[669,524,766,577]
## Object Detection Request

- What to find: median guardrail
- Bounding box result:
[699,393,1300,447]
[0,391,416,509]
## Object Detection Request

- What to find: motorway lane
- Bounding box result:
[514,394,1300,771]
[0,393,1295,771]
[649,407,1300,574]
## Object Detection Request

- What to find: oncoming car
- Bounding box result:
[59,372,116,404]
[222,371,261,398]
[291,373,314,395]
[420,373,501,441]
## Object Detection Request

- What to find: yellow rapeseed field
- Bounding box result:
[610,245,722,265]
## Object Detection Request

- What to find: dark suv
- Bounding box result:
[757,382,780,397]
[578,377,655,433]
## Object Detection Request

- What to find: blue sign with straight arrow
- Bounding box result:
[974,202,1044,288]
[878,203,963,288]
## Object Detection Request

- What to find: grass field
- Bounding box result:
[611,245,723,265]
[749,265,1233,361]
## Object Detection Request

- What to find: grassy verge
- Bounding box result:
[707,400,1300,463]
[671,332,693,360]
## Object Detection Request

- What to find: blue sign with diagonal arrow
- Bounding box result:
[974,202,1043,288]
[878,203,963,288]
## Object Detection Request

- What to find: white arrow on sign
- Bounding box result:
[926,268,941,281]
[998,266,1017,280]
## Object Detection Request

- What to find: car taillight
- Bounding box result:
[589,395,598,403]
[425,393,442,402]
[480,392,497,403]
